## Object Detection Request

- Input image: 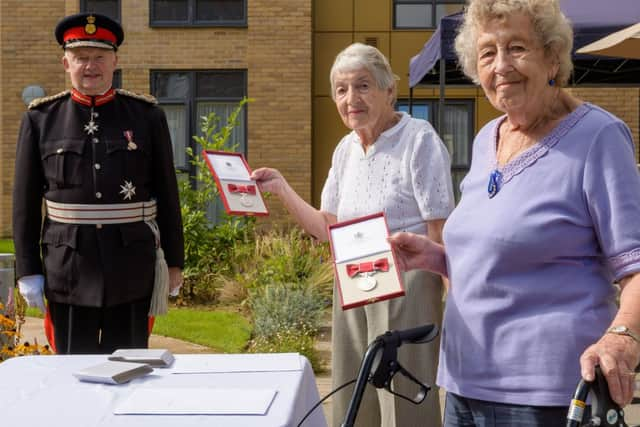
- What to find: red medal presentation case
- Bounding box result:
[202,150,269,217]
[328,212,405,310]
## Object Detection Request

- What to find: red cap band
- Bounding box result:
[63,26,117,45]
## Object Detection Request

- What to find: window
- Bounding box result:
[152,70,246,170]
[397,99,474,201]
[393,0,464,29]
[150,0,246,26]
[80,0,121,21]
[152,70,247,221]
[112,69,122,89]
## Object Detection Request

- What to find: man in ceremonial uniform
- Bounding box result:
[12,13,184,354]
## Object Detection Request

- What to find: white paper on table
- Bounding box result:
[171,353,302,374]
[330,216,390,263]
[205,153,252,181]
[114,387,277,415]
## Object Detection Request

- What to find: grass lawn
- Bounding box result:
[153,307,251,353]
[6,238,252,352]
[24,306,253,353]
[0,239,14,253]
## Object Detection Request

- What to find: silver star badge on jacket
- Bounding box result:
[84,120,99,135]
[119,180,136,200]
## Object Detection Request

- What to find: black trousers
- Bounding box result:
[48,298,150,354]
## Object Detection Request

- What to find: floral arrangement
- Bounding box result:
[0,298,52,362]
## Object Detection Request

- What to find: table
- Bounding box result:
[0,353,327,427]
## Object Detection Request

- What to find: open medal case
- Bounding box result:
[202,150,269,216]
[328,212,405,310]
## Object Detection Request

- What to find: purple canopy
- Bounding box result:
[409,0,640,87]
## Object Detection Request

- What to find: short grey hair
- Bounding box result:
[329,43,398,103]
[455,0,573,86]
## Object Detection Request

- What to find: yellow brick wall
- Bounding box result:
[567,87,640,162]
[246,0,312,226]
[0,0,312,237]
[0,1,65,237]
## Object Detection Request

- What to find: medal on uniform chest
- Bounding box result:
[124,130,137,150]
[84,110,99,135]
[119,180,136,200]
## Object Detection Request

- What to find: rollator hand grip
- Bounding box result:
[566,366,629,427]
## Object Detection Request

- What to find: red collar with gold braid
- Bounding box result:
[71,88,116,106]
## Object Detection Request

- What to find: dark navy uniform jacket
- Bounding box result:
[13,88,184,307]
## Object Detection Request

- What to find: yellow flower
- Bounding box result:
[1,299,53,362]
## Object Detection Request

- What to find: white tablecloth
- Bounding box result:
[0,354,327,427]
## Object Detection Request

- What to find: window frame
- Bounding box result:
[80,0,121,22]
[151,69,248,223]
[149,0,247,28]
[392,0,465,29]
[112,69,122,89]
[150,69,248,174]
[396,98,474,201]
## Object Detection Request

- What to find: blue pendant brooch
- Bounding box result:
[487,169,502,198]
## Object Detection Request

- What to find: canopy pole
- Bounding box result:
[409,87,414,115]
[438,59,446,133]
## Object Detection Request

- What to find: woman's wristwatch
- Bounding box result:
[606,325,640,344]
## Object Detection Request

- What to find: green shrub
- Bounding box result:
[248,326,322,372]
[247,283,327,371]
[229,228,334,301]
[177,98,256,303]
[175,99,334,368]
[249,283,326,337]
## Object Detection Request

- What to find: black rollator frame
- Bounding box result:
[567,365,639,427]
[341,324,439,427]
[330,323,638,427]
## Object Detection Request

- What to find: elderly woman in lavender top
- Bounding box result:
[252,43,454,426]
[389,0,640,426]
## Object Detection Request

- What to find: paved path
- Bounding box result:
[17,317,640,426]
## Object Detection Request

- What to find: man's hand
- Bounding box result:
[17,274,46,312]
[168,267,183,297]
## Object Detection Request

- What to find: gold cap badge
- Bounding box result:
[84,15,97,35]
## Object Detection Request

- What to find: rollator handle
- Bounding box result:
[566,366,629,427]
[395,324,440,345]
[341,324,439,427]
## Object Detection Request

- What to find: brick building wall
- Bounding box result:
[0,0,312,237]
[247,0,312,225]
[568,87,640,162]
[0,1,66,237]
[1,3,637,238]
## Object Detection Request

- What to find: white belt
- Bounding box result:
[45,200,157,225]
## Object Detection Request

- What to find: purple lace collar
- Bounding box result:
[488,103,592,196]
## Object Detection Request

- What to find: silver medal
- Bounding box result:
[358,273,377,292]
[240,193,255,208]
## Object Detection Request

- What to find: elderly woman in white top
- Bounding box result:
[251,42,454,427]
